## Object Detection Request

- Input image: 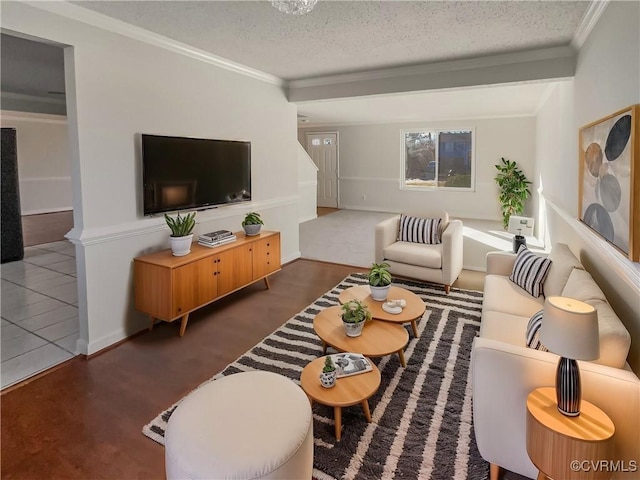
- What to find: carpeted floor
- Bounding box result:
[300,209,397,267]
[143,273,487,480]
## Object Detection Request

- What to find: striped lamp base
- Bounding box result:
[555,357,582,417]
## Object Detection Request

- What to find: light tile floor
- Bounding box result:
[1,241,79,389]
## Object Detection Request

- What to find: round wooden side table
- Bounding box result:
[300,356,381,441]
[526,387,615,480]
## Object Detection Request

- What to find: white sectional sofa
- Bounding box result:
[472,243,640,479]
[375,211,463,293]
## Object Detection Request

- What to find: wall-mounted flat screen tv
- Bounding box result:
[142,134,251,216]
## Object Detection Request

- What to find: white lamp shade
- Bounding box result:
[540,296,599,361]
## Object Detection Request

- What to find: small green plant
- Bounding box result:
[369,262,392,287]
[164,212,196,237]
[494,157,531,230]
[322,356,335,373]
[340,300,372,324]
[242,212,264,226]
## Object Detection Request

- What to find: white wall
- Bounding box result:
[536,1,640,372]
[533,81,575,245]
[297,142,318,223]
[300,116,536,220]
[0,111,72,214]
[2,2,301,355]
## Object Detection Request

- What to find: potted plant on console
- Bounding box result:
[165,211,196,257]
[341,299,371,338]
[369,262,392,301]
[319,355,337,388]
[242,212,264,236]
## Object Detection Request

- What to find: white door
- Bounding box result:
[306,132,338,208]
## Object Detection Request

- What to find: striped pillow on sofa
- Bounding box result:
[398,214,442,244]
[509,245,552,298]
[526,310,548,351]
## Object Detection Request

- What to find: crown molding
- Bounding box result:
[288,46,576,89]
[23,1,285,87]
[297,112,537,129]
[572,0,610,49]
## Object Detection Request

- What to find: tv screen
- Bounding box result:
[142,134,251,216]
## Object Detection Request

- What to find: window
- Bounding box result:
[401,129,474,190]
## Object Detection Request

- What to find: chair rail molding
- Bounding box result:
[66,195,299,247]
[546,199,640,291]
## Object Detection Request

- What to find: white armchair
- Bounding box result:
[374,212,463,293]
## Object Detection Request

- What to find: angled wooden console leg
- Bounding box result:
[264,276,271,289]
[148,316,156,331]
[490,463,501,480]
[179,314,190,337]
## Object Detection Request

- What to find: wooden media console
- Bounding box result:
[134,231,280,336]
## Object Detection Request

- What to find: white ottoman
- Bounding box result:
[165,371,313,479]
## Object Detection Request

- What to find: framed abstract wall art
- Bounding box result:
[578,105,639,262]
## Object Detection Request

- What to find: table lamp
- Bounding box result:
[539,296,599,417]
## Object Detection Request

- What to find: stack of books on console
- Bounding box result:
[198,230,236,248]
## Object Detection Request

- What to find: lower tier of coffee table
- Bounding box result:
[313,306,409,367]
[300,356,381,441]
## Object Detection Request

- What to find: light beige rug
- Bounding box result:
[299,209,397,267]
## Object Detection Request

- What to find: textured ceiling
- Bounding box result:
[73,0,589,80]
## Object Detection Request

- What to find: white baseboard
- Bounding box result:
[22,207,73,216]
[463,265,486,272]
[283,251,301,264]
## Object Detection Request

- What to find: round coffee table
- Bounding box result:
[338,285,426,337]
[300,356,381,441]
[313,306,409,367]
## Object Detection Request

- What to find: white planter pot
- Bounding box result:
[243,224,262,236]
[170,234,193,256]
[319,370,337,388]
[343,320,365,337]
[370,284,391,301]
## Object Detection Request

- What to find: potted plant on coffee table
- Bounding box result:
[369,262,392,301]
[341,299,372,337]
[319,355,337,388]
[242,212,264,236]
[165,211,196,257]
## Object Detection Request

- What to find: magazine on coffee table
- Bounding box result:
[329,353,373,378]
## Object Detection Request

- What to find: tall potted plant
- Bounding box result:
[494,157,531,230]
[165,212,196,256]
[242,212,264,236]
[340,299,371,337]
[369,262,392,301]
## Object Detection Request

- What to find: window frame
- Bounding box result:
[400,128,476,192]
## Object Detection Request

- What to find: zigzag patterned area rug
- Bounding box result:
[143,273,488,480]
